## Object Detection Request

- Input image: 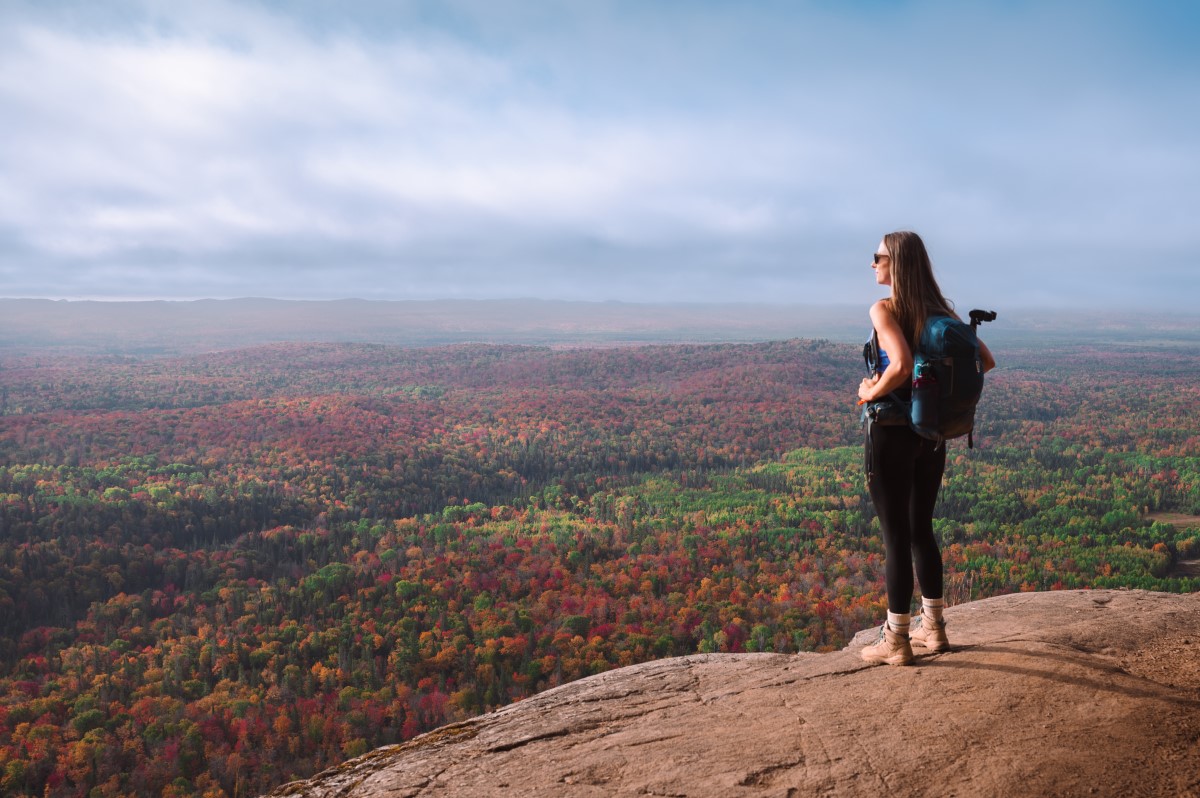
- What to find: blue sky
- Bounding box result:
[0,0,1196,308]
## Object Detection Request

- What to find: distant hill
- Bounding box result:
[3,298,1197,355]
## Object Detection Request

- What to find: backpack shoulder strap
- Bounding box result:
[863,329,881,374]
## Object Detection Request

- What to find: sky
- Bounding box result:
[0,0,1197,308]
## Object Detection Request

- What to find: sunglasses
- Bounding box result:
[873,252,890,264]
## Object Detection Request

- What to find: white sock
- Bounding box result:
[887,611,911,636]
[922,598,945,624]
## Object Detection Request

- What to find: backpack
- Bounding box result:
[863,309,995,447]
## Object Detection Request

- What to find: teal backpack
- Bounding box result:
[863,309,995,447]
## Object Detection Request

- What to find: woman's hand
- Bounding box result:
[858,374,880,403]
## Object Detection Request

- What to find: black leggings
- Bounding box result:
[866,423,946,613]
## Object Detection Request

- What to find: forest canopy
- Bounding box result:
[1,338,1197,798]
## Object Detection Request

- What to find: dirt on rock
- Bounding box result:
[264,590,1200,798]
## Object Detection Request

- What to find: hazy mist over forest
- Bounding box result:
[3,298,1198,357]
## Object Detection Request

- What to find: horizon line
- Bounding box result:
[0,296,1189,314]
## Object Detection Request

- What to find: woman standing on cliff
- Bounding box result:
[856,231,995,665]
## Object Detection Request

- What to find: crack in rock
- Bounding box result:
[737,758,806,787]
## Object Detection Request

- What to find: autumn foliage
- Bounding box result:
[0,339,1197,797]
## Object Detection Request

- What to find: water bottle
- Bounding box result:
[910,361,939,435]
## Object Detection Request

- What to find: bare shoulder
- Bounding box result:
[868,299,896,324]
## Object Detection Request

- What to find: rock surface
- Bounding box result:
[264,590,1200,797]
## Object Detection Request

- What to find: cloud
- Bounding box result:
[0,0,1196,307]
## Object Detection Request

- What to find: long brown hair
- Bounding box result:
[883,231,956,350]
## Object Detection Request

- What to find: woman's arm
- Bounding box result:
[979,338,996,373]
[858,300,912,403]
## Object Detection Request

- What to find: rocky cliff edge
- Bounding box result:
[264,589,1200,798]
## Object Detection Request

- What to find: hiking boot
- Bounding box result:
[860,623,913,666]
[909,614,949,652]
